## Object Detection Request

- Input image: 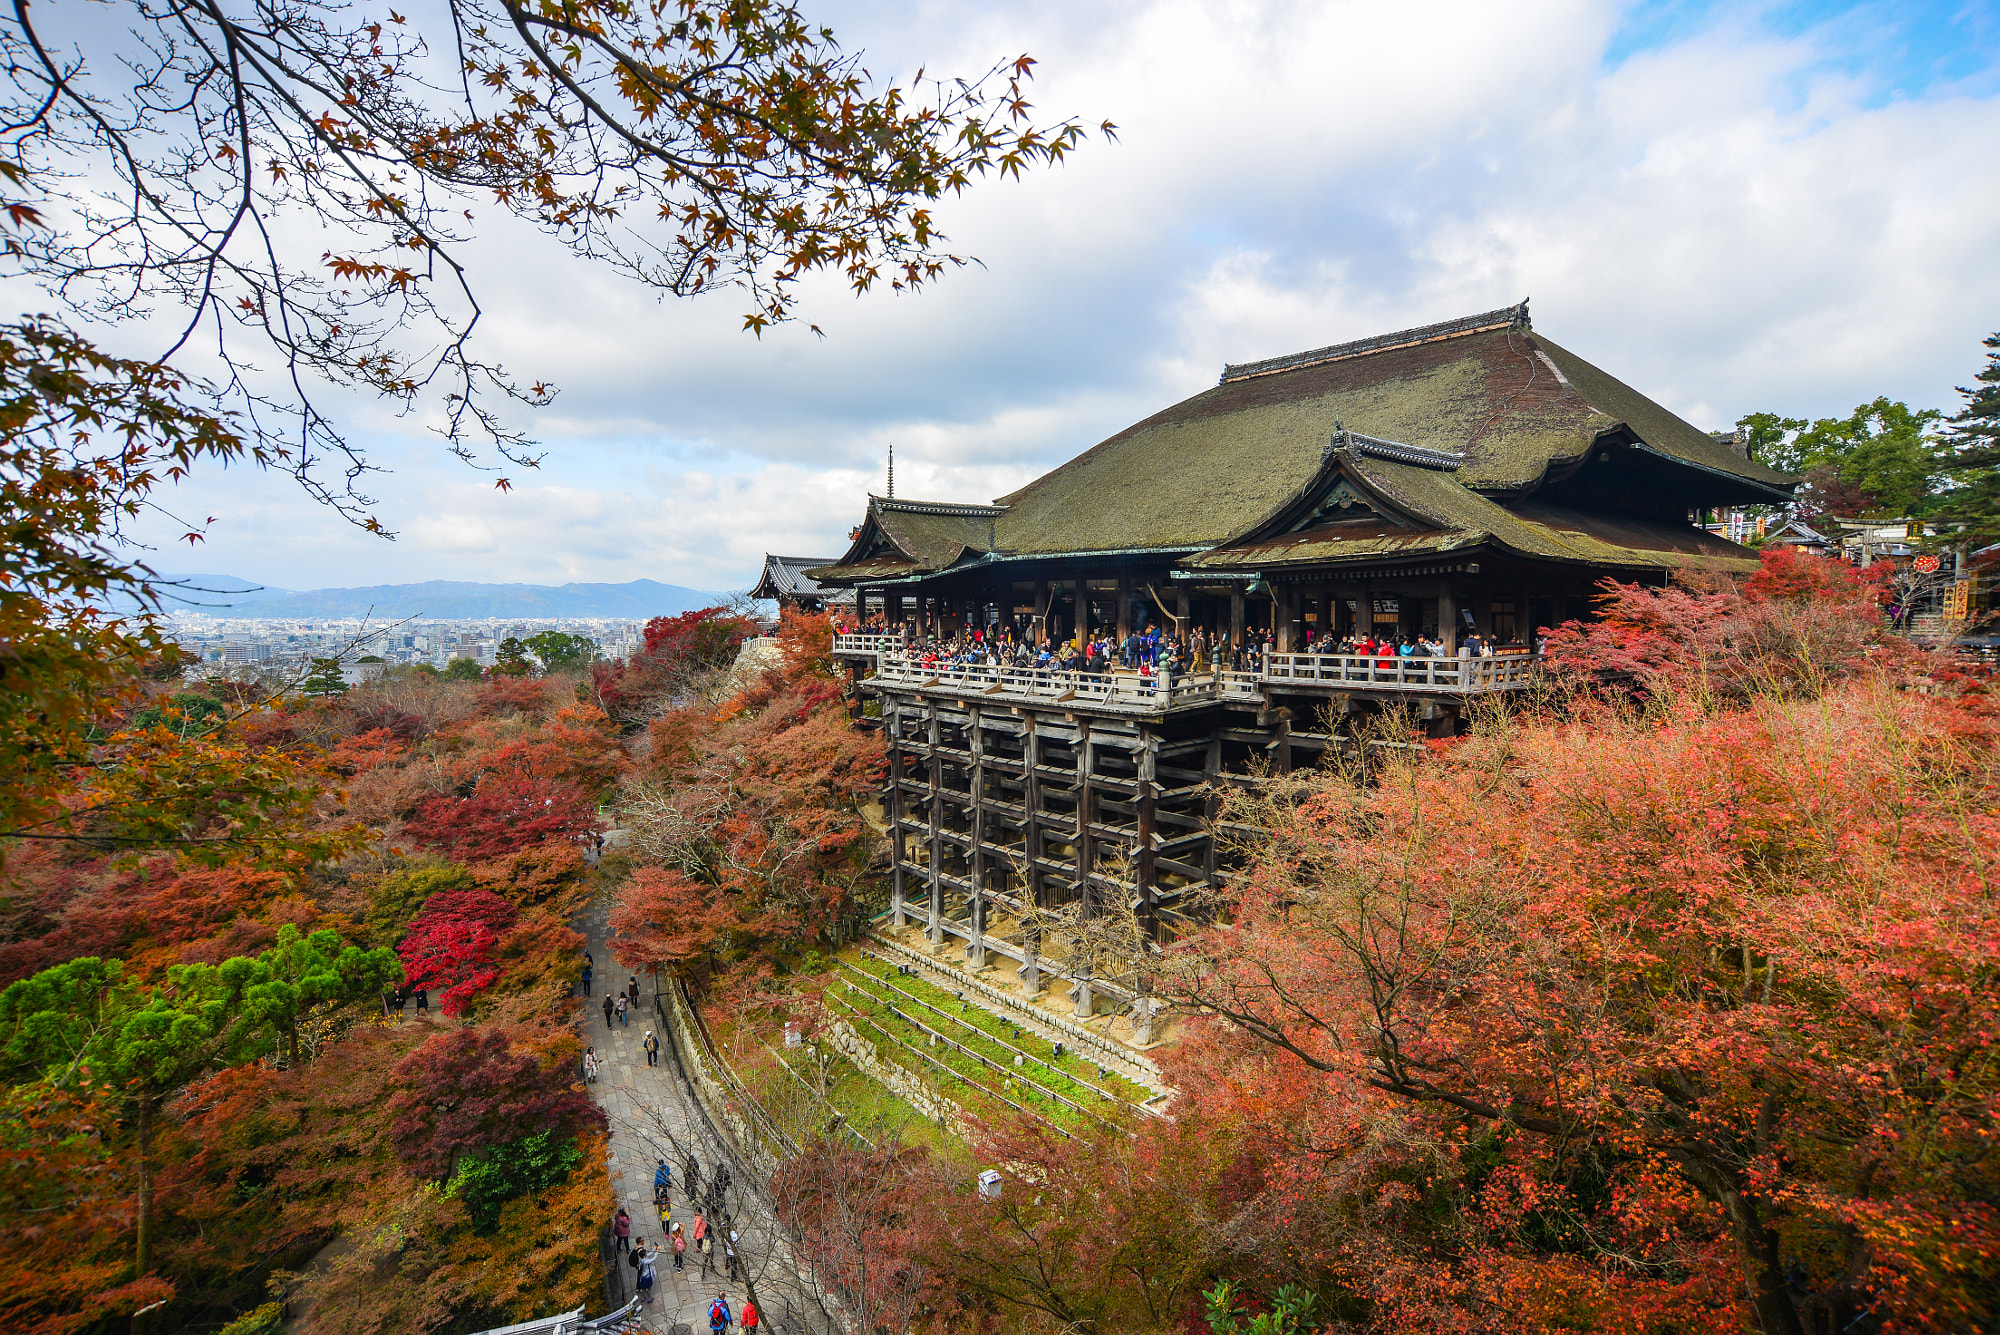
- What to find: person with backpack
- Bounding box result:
[669,1221,686,1271]
[642,1029,660,1068]
[635,1241,656,1305]
[653,1159,671,1206]
[691,1211,711,1273]
[708,1294,732,1334]
[602,994,614,1028]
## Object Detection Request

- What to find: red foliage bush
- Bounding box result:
[399,773,600,863]
[387,1026,604,1180]
[1543,548,1891,702]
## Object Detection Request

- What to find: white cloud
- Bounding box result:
[126,0,2000,591]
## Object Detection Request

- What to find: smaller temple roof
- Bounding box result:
[1187,444,1760,574]
[751,554,850,603]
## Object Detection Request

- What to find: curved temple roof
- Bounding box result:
[809,303,1792,584]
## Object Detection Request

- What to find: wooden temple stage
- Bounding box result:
[798,301,1797,1024]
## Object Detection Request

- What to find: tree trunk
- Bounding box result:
[136,1098,154,1278]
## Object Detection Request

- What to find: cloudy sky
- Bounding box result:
[123,0,2000,594]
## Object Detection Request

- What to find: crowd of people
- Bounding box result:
[834,614,1528,679]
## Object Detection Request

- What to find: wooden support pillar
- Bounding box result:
[1116,570,1132,643]
[1074,570,1091,650]
[967,707,987,970]
[1073,723,1095,1019]
[1021,716,1044,995]
[1135,732,1158,938]
[1203,730,1222,890]
[888,700,907,929]
[1276,583,1295,653]
[1229,585,1245,653]
[1438,579,1458,653]
[1034,579,1050,643]
[1175,584,1190,630]
[926,710,944,947]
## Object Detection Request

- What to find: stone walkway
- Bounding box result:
[580,904,834,1335]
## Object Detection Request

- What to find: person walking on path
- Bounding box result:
[583,1046,600,1083]
[636,1242,657,1306]
[669,1222,686,1272]
[413,988,429,1015]
[581,962,593,997]
[627,976,640,1006]
[739,1298,757,1331]
[613,1208,631,1253]
[643,1029,660,1068]
[615,993,628,1026]
[724,1230,738,1282]
[602,994,613,1028]
[707,1293,732,1334]
[695,1212,715,1277]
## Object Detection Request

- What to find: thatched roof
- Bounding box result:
[809,303,1791,584]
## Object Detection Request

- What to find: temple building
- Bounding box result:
[808,302,1796,1023]
[750,553,851,613]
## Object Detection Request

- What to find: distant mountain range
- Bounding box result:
[149,574,731,620]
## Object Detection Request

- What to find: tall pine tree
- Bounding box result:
[1933,331,2000,550]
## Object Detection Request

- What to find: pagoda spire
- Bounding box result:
[887,441,895,498]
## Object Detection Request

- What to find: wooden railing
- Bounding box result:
[846,637,1540,710]
[833,631,908,658]
[1262,650,1537,693]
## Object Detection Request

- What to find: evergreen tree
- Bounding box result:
[522,631,600,673]
[493,637,532,677]
[300,657,347,697]
[1931,331,2000,550]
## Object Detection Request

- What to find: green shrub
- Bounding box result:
[367,861,476,944]
[449,1129,583,1232]
[217,1302,284,1335]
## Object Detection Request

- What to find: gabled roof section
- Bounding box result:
[750,554,841,601]
[1191,446,1762,574]
[805,496,1004,584]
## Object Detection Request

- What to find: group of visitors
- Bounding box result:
[617,1157,751,1328]
[582,951,757,1331]
[836,613,1532,681]
[379,985,429,1020]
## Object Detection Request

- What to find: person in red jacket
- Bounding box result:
[740,1298,759,1330]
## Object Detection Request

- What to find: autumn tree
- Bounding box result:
[1540,548,1890,706]
[387,1026,603,1182]
[0,319,275,847]
[1156,569,2000,1334]
[396,889,522,1017]
[400,773,601,863]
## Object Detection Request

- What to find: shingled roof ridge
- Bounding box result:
[1220,299,1530,384]
[1328,426,1466,471]
[870,495,1007,518]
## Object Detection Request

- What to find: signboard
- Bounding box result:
[1371,597,1399,614]
[1946,580,1971,619]
[1912,554,1941,574]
